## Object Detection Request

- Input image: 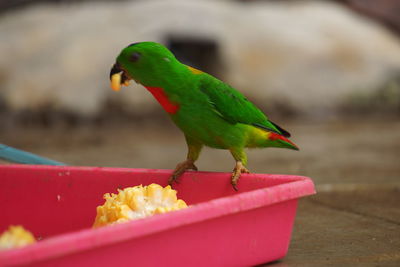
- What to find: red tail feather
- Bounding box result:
[269,132,299,149]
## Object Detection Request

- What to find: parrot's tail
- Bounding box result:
[246,127,299,150]
[267,132,299,151]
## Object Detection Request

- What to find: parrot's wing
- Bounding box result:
[199,77,290,137]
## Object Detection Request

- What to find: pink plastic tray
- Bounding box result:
[0,165,315,267]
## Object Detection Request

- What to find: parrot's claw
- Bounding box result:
[231,161,250,191]
[169,159,198,186]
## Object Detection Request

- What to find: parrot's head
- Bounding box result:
[110,42,179,91]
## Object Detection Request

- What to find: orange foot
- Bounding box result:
[231,161,250,191]
[168,159,198,186]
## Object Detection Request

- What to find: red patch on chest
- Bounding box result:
[144,86,179,114]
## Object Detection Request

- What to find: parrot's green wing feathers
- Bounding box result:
[199,76,290,137]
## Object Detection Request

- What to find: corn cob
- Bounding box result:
[0,225,36,250]
[93,183,187,227]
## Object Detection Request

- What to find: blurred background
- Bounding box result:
[1,0,399,264]
[0,0,399,183]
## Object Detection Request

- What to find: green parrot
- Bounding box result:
[110,42,298,190]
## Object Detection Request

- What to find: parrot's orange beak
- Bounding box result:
[110,62,131,91]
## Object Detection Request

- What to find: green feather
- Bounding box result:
[198,74,287,136]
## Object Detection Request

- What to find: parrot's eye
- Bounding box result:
[129,52,141,62]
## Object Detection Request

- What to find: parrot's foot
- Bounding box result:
[231,161,250,191]
[169,159,198,186]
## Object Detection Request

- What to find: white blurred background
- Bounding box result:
[1,0,399,120]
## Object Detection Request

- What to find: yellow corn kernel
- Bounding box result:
[111,73,122,91]
[0,225,36,250]
[93,183,188,228]
[146,183,163,200]
[176,199,188,209]
[162,185,178,204]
